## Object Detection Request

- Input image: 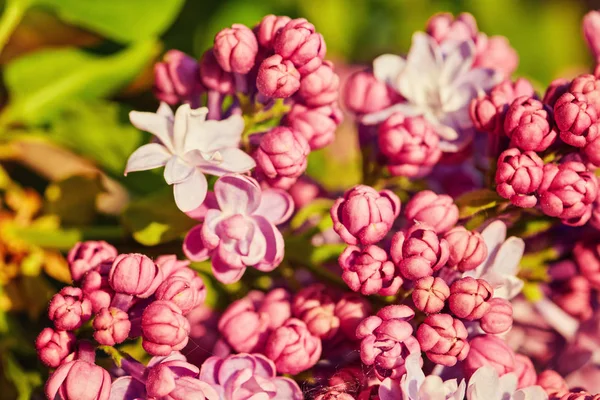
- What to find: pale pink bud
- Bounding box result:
[255,14,292,49]
[48,287,92,331]
[284,102,342,150]
[155,276,205,315]
[448,277,493,320]
[537,370,569,397]
[154,50,203,105]
[334,293,372,340]
[67,241,117,282]
[343,70,396,115]
[199,49,235,94]
[141,300,190,356]
[443,226,488,272]
[265,318,322,374]
[338,245,402,296]
[495,148,544,208]
[416,313,470,366]
[92,307,131,346]
[45,359,111,400]
[109,253,162,298]
[514,354,537,389]
[480,298,513,334]
[412,276,450,314]
[292,284,340,340]
[331,185,401,246]
[214,24,258,74]
[404,190,458,234]
[462,335,516,378]
[426,12,478,43]
[255,126,310,184]
[554,92,598,147]
[36,328,76,368]
[504,96,556,151]
[274,18,326,75]
[257,54,301,98]
[298,61,339,107]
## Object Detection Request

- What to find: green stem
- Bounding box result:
[0,0,29,54]
[98,345,124,367]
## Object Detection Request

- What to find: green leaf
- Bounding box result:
[122,188,197,246]
[455,189,504,219]
[2,351,41,400]
[33,0,185,43]
[44,174,104,225]
[290,199,334,231]
[1,39,159,126]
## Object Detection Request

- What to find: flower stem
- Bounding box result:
[0,0,28,55]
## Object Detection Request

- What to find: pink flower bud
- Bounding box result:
[199,49,235,94]
[571,74,600,116]
[109,254,161,298]
[331,185,401,246]
[462,335,516,378]
[218,289,291,353]
[555,92,598,147]
[213,24,259,74]
[416,313,469,366]
[145,359,207,399]
[315,391,355,400]
[514,354,537,389]
[92,307,131,346]
[355,305,420,380]
[480,298,513,334]
[298,61,339,107]
[539,161,598,226]
[154,50,203,105]
[553,275,593,321]
[504,96,556,151]
[448,277,493,320]
[265,318,322,374]
[257,54,301,98]
[141,300,190,356]
[45,359,111,400]
[67,241,117,282]
[412,276,450,314]
[585,11,600,61]
[285,102,342,150]
[343,70,396,115]
[574,240,600,290]
[36,328,76,368]
[378,113,442,177]
[537,370,569,397]
[255,15,292,49]
[495,148,544,208]
[328,366,365,394]
[255,126,310,183]
[474,33,518,78]
[390,224,450,281]
[426,12,478,43]
[288,176,323,209]
[404,191,458,234]
[292,284,340,340]
[81,269,113,314]
[583,122,600,165]
[334,293,372,340]
[274,18,326,75]
[543,78,571,108]
[338,245,402,296]
[443,226,488,272]
[155,276,205,315]
[48,287,92,331]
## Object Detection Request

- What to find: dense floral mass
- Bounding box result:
[19,7,600,400]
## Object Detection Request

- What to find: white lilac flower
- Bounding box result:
[466,366,547,400]
[124,103,255,212]
[366,32,499,152]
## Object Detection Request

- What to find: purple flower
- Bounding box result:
[125,103,255,212]
[343,70,397,115]
[504,96,556,151]
[416,313,470,366]
[255,15,292,50]
[93,307,131,346]
[213,24,258,74]
[45,359,111,400]
[331,185,401,246]
[356,305,420,380]
[367,33,499,152]
[48,287,92,331]
[495,148,544,208]
[183,174,293,283]
[36,328,76,368]
[199,353,303,399]
[338,245,403,296]
[273,18,326,76]
[284,103,343,150]
[67,241,117,282]
[141,300,191,356]
[265,318,322,375]
[292,284,340,339]
[412,276,450,314]
[403,190,458,234]
[256,54,301,98]
[154,50,203,106]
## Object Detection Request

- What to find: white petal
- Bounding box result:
[197,148,256,176]
[438,127,474,153]
[512,386,549,400]
[440,40,475,86]
[124,143,171,175]
[408,32,443,71]
[173,169,208,212]
[164,156,194,184]
[467,366,500,400]
[129,111,174,153]
[492,236,525,277]
[434,123,459,141]
[172,104,209,154]
[157,102,174,118]
[466,220,507,278]
[373,54,405,88]
[361,103,422,125]
[380,378,403,400]
[497,373,518,396]
[451,380,467,400]
[214,174,261,215]
[185,114,245,153]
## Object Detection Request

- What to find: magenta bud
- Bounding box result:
[331,185,401,246]
[448,277,493,320]
[462,335,516,378]
[92,307,131,346]
[36,328,77,368]
[343,70,396,115]
[141,300,190,356]
[390,224,450,281]
[543,78,571,108]
[404,190,458,234]
[45,359,111,400]
[154,50,203,106]
[443,226,488,272]
[218,289,291,353]
[274,18,326,75]
[479,298,513,334]
[213,24,258,74]
[292,284,340,340]
[553,275,593,321]
[265,318,322,375]
[334,293,372,340]
[338,245,402,297]
[255,14,292,49]
[255,126,310,182]
[298,61,339,107]
[574,240,600,290]
[504,96,556,151]
[426,12,478,43]
[554,92,598,147]
[199,49,235,94]
[284,102,342,150]
[585,11,600,61]
[473,33,518,78]
[412,276,450,314]
[67,241,117,282]
[378,113,442,178]
[583,122,600,165]
[538,161,598,226]
[570,74,600,115]
[155,276,205,315]
[257,54,301,98]
[81,269,113,314]
[109,253,162,298]
[416,313,470,366]
[48,287,92,331]
[514,354,537,389]
[537,370,569,397]
[495,148,544,208]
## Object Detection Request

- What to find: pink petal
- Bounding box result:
[254,189,294,225]
[124,143,171,175]
[183,225,211,262]
[212,249,246,284]
[198,148,256,176]
[253,216,284,272]
[214,174,261,215]
[173,169,208,212]
[185,114,244,153]
[185,192,219,221]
